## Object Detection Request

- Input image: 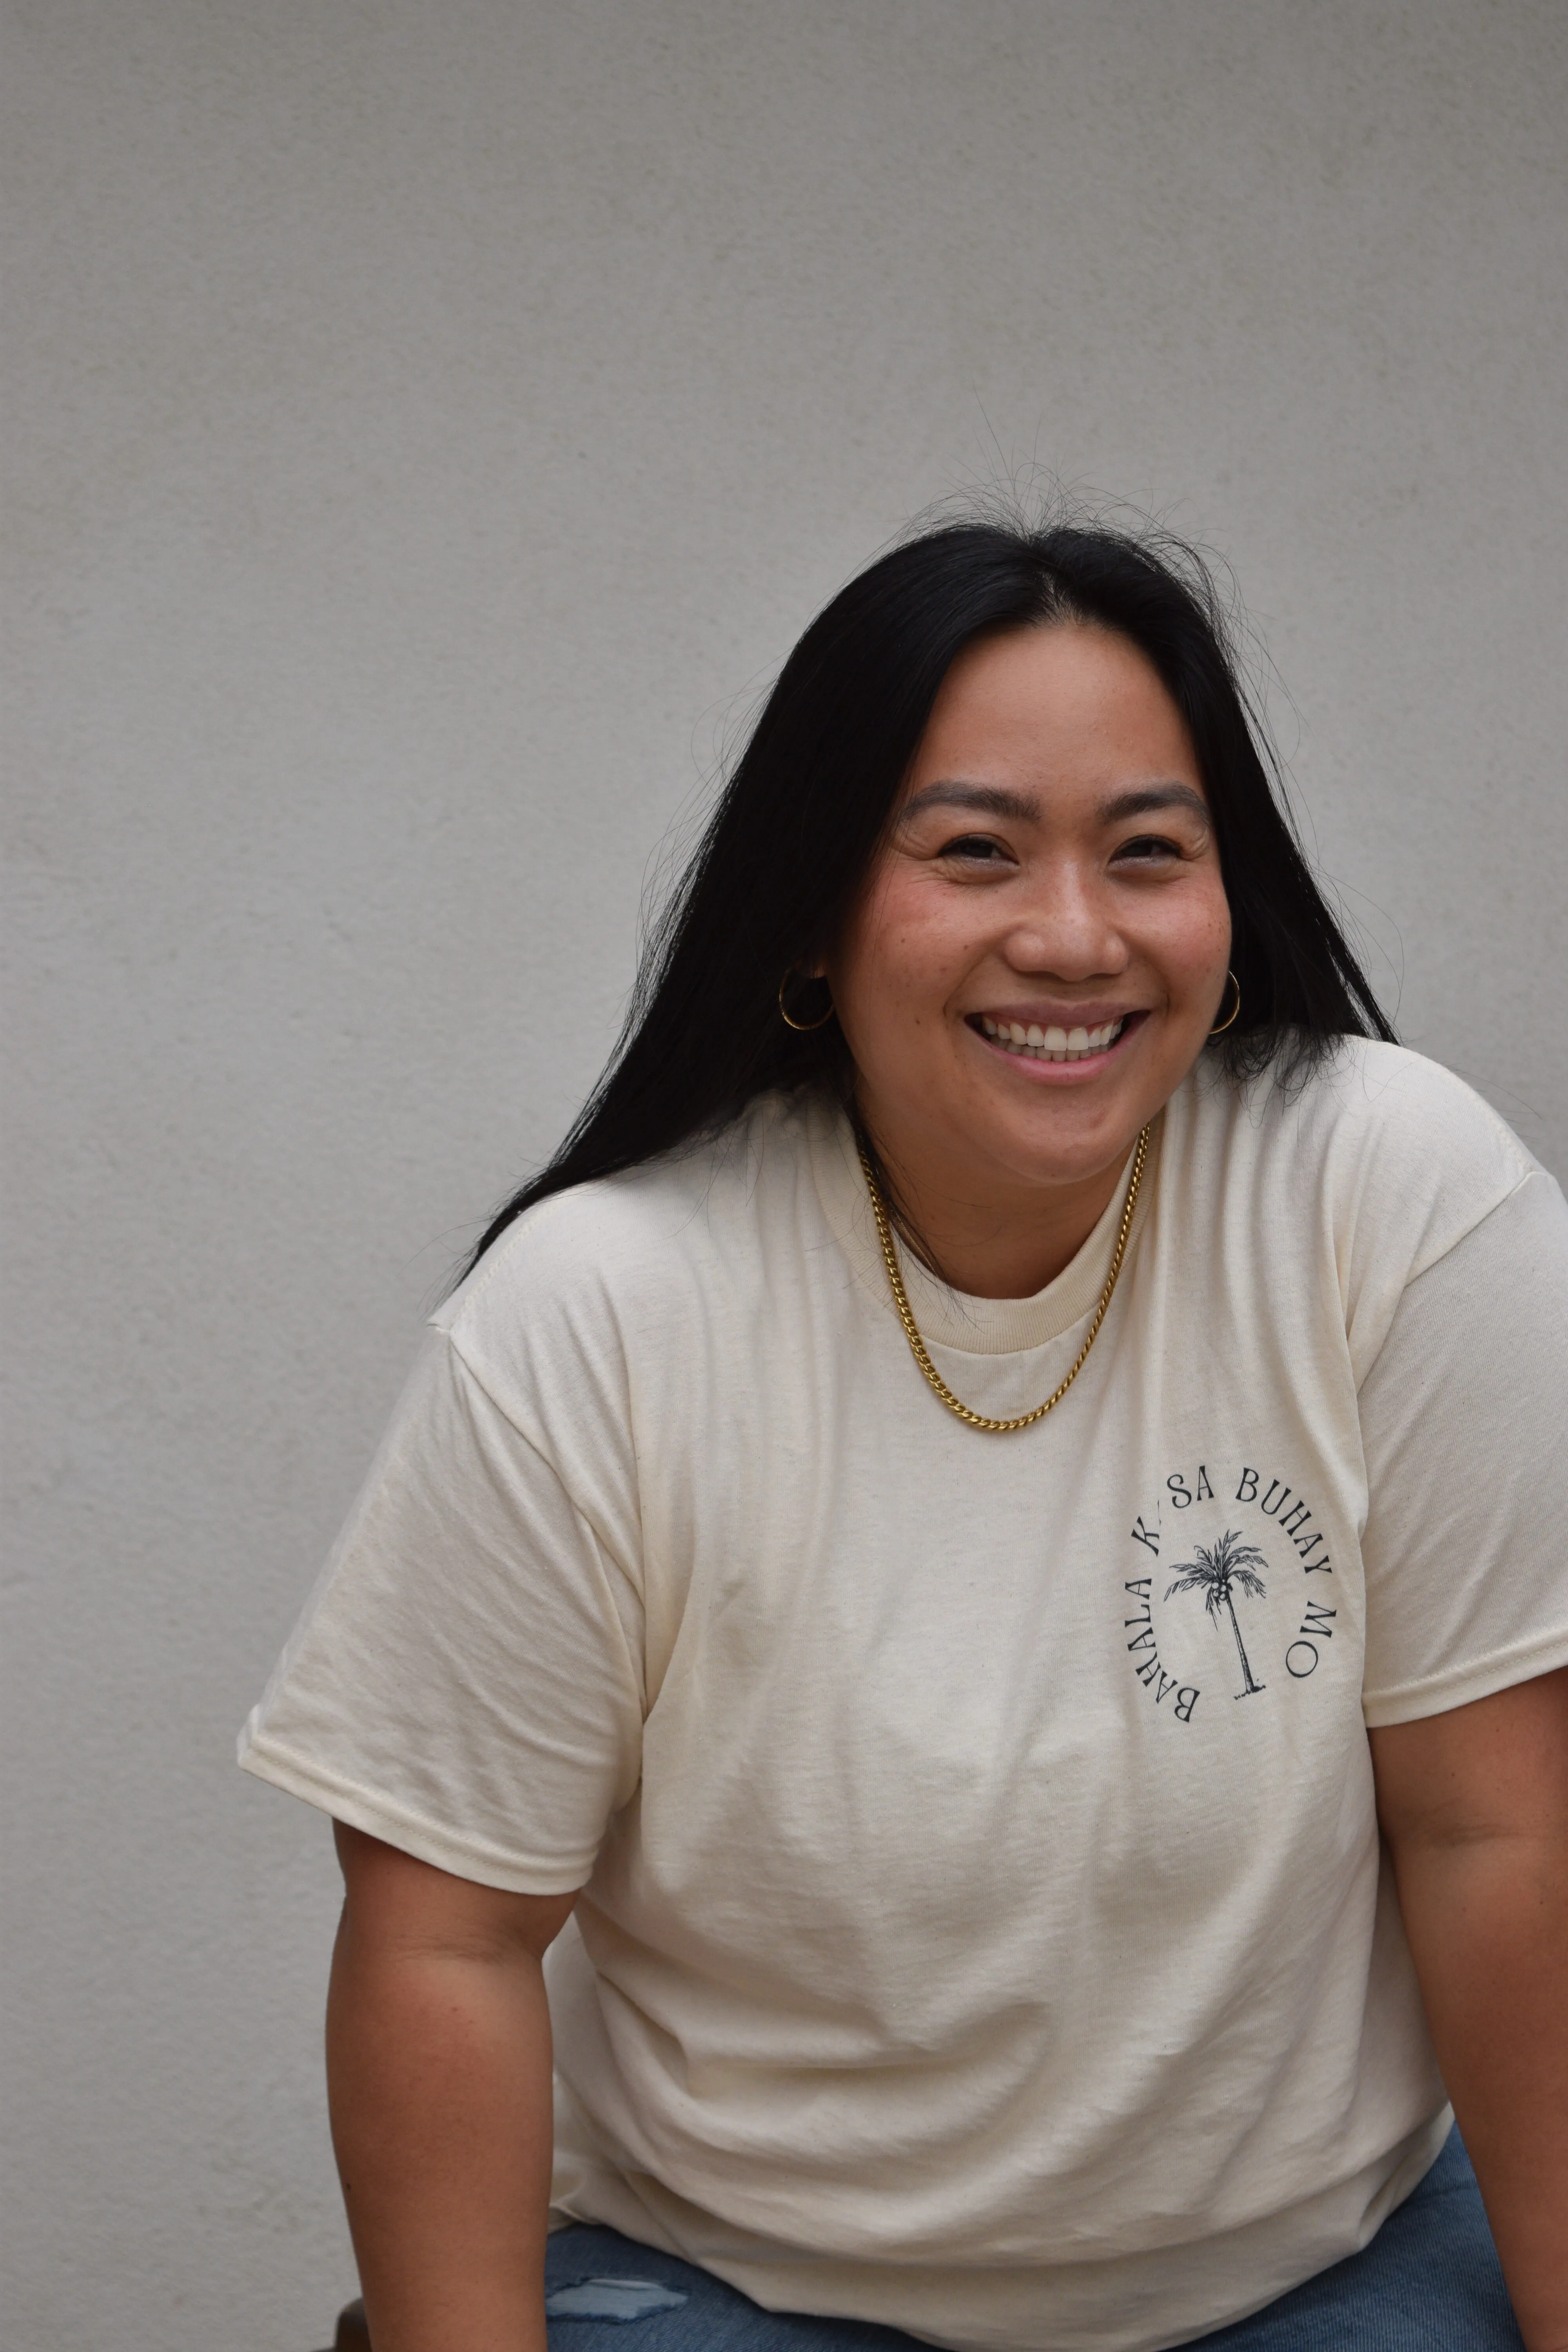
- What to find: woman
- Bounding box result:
[240,520,1568,2352]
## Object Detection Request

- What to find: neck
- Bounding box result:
[858,1120,1138,1300]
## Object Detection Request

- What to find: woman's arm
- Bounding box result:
[1370,1666,1568,2352]
[327,1822,579,2352]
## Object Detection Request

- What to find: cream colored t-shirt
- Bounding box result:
[240,1042,1568,2352]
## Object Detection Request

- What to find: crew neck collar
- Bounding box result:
[804,1093,1162,1359]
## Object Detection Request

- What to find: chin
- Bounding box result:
[982,1121,1135,1191]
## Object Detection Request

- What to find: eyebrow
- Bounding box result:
[895,783,1042,825]
[897,780,1210,828]
[1096,783,1210,826]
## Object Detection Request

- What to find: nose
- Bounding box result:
[1000,864,1128,982]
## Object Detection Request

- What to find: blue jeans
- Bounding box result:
[543,2128,1522,2352]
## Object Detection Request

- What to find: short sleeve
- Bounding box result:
[1359,1167,1568,1725]
[238,1326,646,1893]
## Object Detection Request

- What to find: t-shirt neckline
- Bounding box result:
[803,1092,1164,1359]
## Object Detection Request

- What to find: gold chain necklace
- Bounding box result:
[856,1124,1151,1433]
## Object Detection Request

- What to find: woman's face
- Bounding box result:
[827,622,1232,1208]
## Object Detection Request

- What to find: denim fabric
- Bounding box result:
[543,2128,1523,2352]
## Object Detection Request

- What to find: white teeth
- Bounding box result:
[978,1014,1129,1062]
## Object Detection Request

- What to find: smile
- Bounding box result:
[971,1013,1133,1063]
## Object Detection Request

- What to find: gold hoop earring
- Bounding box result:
[778,973,835,1032]
[1209,970,1241,1036]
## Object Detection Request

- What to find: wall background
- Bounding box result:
[5,5,1566,2347]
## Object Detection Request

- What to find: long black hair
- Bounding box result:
[464,515,1392,1270]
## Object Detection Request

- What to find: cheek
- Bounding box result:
[1158,884,1232,995]
[836,877,969,1013]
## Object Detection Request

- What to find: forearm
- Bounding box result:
[1390,1828,1568,2352]
[326,1910,557,2352]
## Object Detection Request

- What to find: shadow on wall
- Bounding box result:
[317,2301,368,2352]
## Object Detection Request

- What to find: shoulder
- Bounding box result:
[1172,1040,1543,1375]
[431,1092,815,1421]
[1289,1036,1532,1174]
[1184,1039,1538,1271]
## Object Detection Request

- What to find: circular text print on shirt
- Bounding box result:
[1121,1463,1338,1719]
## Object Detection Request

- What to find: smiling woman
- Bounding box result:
[826,624,1233,1299]
[456,521,1392,1273]
[240,518,1568,2352]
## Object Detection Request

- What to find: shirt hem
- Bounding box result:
[547,2107,1454,2352]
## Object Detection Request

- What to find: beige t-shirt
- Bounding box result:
[240,1042,1568,2352]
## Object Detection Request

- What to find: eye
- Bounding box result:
[1114,833,1184,864]
[938,832,1013,863]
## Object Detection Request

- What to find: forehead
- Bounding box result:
[907,622,1200,796]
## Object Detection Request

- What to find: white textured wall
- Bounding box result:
[5,5,1565,2347]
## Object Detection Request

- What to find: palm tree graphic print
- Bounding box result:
[1166,1528,1269,1699]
